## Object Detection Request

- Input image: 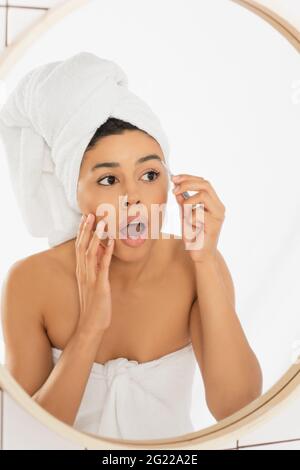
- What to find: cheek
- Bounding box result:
[145,181,168,201]
[149,190,168,206]
[77,181,95,211]
[77,180,110,212]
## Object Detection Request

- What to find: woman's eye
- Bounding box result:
[97,170,160,186]
[97,175,118,186]
[141,170,160,182]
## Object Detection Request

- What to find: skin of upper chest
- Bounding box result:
[42,237,197,362]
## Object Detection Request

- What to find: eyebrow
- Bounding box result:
[90,154,162,171]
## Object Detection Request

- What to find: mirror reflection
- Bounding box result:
[0,0,300,442]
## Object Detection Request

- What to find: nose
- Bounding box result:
[122,189,141,207]
[124,198,141,207]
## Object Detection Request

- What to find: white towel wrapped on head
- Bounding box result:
[0,52,170,247]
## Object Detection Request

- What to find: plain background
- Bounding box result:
[0,0,300,433]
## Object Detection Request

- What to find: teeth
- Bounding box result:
[122,221,145,234]
[128,222,142,230]
[127,221,144,228]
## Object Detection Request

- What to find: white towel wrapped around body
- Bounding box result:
[0,52,170,247]
[51,341,197,440]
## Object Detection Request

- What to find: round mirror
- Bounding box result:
[0,0,299,447]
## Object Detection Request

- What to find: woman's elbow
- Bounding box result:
[209,369,263,421]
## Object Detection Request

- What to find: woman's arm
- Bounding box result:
[1,214,114,427]
[31,327,104,426]
[1,257,105,427]
[189,249,263,421]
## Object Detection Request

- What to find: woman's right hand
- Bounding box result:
[75,213,115,336]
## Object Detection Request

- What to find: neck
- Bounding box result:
[67,236,163,290]
[110,238,159,289]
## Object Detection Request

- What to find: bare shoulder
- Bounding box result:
[1,240,75,349]
[0,241,75,395]
[0,245,64,339]
[2,251,48,308]
[2,241,71,296]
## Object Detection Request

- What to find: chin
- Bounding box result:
[114,236,157,261]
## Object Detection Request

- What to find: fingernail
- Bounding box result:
[107,237,114,246]
[96,220,106,238]
[86,213,94,224]
[172,175,181,181]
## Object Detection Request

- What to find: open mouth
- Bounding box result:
[120,221,147,238]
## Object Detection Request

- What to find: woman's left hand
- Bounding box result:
[172,174,226,263]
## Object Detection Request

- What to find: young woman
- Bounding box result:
[1,116,262,440]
